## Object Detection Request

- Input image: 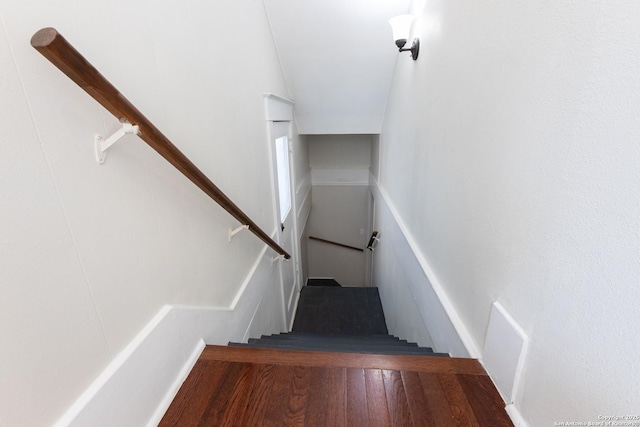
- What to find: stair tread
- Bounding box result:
[278,286,447,357]
[307,278,342,287]
[207,345,478,373]
[271,332,402,340]
[260,333,413,342]
[246,339,424,351]
[292,286,388,335]
[228,342,448,357]
[251,336,423,349]
[231,341,445,356]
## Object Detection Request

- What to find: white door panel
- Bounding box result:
[270,121,298,328]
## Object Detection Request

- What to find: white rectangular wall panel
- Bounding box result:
[483,302,528,404]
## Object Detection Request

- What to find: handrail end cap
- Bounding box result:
[31,27,59,48]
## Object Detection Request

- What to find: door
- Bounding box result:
[270,121,298,328]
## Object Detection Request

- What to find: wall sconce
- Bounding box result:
[389,15,419,60]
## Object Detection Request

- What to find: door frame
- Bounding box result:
[264,94,300,329]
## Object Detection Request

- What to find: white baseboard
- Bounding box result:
[54,306,186,427]
[146,339,205,427]
[54,246,283,426]
[506,404,530,427]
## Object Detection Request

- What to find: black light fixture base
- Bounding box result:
[410,38,419,60]
[395,39,407,49]
[399,38,419,60]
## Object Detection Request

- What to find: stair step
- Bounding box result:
[247,339,421,351]
[259,333,415,345]
[255,333,401,340]
[251,335,422,349]
[230,340,448,357]
[208,345,468,371]
[292,286,388,335]
[264,285,451,358]
[268,332,402,341]
[307,278,342,287]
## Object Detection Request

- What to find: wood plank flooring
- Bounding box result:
[159,346,513,426]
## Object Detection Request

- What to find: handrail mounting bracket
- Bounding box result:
[271,254,286,264]
[228,224,250,242]
[95,119,141,164]
[367,231,380,251]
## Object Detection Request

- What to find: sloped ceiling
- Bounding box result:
[263,0,411,134]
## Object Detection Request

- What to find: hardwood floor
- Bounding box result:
[159,346,513,426]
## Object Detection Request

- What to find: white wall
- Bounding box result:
[293,134,310,196]
[0,1,289,425]
[293,130,311,239]
[370,134,380,180]
[307,186,369,286]
[308,134,372,169]
[263,0,411,134]
[293,132,311,288]
[371,181,469,354]
[379,0,640,425]
[55,245,286,427]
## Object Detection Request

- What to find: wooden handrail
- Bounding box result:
[31,28,290,259]
[308,236,364,252]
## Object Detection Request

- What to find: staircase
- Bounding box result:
[230,332,450,356]
[159,284,514,426]
[230,285,448,357]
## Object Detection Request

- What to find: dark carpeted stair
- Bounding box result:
[306,278,342,287]
[229,332,449,356]
[229,286,449,358]
[292,286,388,335]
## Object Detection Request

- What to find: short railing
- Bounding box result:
[31,27,290,259]
[308,236,364,252]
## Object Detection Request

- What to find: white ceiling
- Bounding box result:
[263,0,411,134]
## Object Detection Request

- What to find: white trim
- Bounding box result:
[295,171,311,196]
[239,261,284,343]
[228,243,270,310]
[264,93,294,121]
[287,276,297,310]
[288,290,300,331]
[505,404,530,427]
[263,93,295,104]
[296,187,311,229]
[371,176,480,358]
[311,168,370,186]
[146,339,205,427]
[483,301,529,404]
[54,246,287,426]
[295,173,312,237]
[54,306,185,427]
